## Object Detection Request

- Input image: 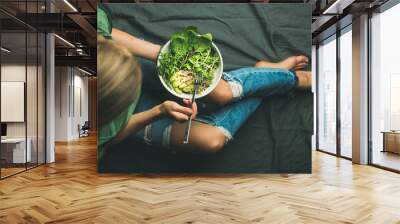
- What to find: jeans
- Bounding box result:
[133,58,297,148]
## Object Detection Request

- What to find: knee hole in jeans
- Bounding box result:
[227,80,243,101]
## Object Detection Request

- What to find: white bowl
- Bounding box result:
[157,40,223,99]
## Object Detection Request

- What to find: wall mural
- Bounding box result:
[97,3,313,173]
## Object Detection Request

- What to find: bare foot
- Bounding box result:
[295,71,312,90]
[254,55,309,70]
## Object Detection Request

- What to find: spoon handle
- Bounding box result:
[183,77,199,144]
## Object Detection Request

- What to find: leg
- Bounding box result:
[129,85,262,154]
[205,60,309,106]
[134,112,227,154]
[254,55,309,71]
[203,79,233,106]
[220,67,298,101]
[255,58,312,89]
[133,95,262,154]
[129,89,227,154]
[204,68,296,106]
[294,70,312,90]
[170,97,263,153]
[170,121,226,154]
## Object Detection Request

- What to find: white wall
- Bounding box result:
[1,65,27,139]
[72,73,89,138]
[1,65,38,137]
[1,82,25,122]
[54,67,89,141]
[55,67,70,141]
[1,64,26,81]
[1,63,46,164]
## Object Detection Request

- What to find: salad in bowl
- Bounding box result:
[157,26,223,99]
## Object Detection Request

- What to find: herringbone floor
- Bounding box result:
[1,135,400,224]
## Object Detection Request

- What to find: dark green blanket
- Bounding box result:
[99,3,313,173]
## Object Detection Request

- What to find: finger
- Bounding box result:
[173,103,193,115]
[298,55,309,62]
[191,102,198,119]
[170,111,189,122]
[183,99,192,106]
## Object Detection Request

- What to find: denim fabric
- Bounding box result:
[195,97,263,142]
[130,58,173,148]
[133,92,174,148]
[195,67,297,141]
[133,61,297,147]
[222,67,297,100]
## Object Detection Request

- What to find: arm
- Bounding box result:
[111,28,161,62]
[110,104,163,144]
[110,100,197,145]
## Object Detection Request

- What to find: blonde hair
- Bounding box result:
[97,35,142,126]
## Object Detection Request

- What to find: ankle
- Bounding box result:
[295,71,311,89]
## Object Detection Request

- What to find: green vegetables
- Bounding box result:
[158,26,220,94]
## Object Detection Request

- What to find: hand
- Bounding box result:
[183,99,198,119]
[159,100,197,122]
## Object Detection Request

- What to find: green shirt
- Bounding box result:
[97,5,141,160]
[97,5,112,38]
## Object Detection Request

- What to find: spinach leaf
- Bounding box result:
[158,26,220,95]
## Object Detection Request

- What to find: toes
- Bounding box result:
[294,63,308,70]
[296,55,309,64]
[298,62,308,67]
[293,55,309,70]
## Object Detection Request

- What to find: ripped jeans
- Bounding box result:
[133,59,298,149]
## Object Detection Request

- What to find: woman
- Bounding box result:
[97,6,311,160]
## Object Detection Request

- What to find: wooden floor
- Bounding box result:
[372,150,400,171]
[1,135,400,224]
[1,163,44,178]
[1,167,26,178]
